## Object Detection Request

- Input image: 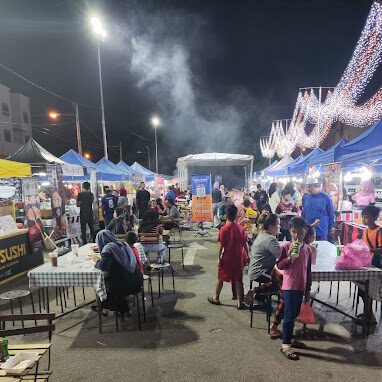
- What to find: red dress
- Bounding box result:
[218,222,248,282]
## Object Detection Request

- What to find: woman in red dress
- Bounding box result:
[208,204,249,309]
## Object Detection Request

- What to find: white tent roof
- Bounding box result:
[177,153,253,166]
[265,155,293,172]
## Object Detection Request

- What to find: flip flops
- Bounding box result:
[207,297,221,305]
[280,348,299,360]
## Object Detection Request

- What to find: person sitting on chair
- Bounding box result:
[160,198,180,230]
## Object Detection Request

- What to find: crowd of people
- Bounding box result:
[208,178,381,361]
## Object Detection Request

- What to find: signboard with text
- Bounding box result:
[191,174,212,222]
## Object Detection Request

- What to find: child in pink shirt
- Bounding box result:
[277,217,312,361]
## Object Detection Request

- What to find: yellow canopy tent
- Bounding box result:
[0,159,31,177]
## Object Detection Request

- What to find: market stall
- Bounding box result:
[0,159,44,285]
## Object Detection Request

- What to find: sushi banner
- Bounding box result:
[191,174,212,222]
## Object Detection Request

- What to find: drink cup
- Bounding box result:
[49,252,58,267]
[291,241,302,258]
[71,244,79,256]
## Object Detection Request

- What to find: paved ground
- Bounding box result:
[1,227,381,381]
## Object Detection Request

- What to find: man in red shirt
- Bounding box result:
[208,204,249,309]
[173,183,181,198]
[119,184,127,197]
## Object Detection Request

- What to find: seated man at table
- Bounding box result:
[160,198,180,230]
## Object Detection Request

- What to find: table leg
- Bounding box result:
[362,280,370,337]
[46,287,50,313]
[97,294,102,334]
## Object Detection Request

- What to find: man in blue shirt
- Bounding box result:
[165,186,176,202]
[302,178,335,240]
[101,187,118,227]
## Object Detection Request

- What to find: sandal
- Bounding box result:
[244,291,255,305]
[207,297,221,305]
[280,348,299,360]
[91,305,109,317]
[269,330,282,339]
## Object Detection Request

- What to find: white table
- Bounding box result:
[28,244,106,320]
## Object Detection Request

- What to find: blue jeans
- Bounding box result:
[142,243,167,263]
[282,290,304,345]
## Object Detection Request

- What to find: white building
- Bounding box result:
[0,83,32,158]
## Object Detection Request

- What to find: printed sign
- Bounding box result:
[0,178,22,203]
[191,174,212,222]
[0,230,42,285]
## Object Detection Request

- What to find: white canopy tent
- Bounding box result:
[177,153,254,190]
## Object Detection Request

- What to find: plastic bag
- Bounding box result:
[335,239,371,270]
[296,302,315,324]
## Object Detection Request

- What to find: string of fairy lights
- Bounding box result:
[260,0,382,159]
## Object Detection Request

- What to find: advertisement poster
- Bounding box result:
[191,174,212,222]
[21,177,44,266]
[0,230,35,285]
[131,173,145,189]
[323,163,341,210]
[46,164,67,241]
[0,177,22,203]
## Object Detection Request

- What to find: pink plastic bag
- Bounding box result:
[296,302,315,324]
[335,239,371,270]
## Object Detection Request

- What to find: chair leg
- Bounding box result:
[181,247,184,269]
[161,269,164,290]
[168,248,171,263]
[10,299,14,326]
[30,293,37,326]
[171,266,175,294]
[250,303,253,328]
[149,278,154,307]
[18,298,24,329]
[136,294,142,331]
[141,287,146,323]
[158,271,161,298]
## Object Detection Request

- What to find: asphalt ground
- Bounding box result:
[0,227,381,381]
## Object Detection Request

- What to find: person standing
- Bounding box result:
[119,184,127,197]
[302,178,335,241]
[207,205,249,309]
[77,182,95,244]
[101,187,118,228]
[255,184,268,212]
[173,183,181,198]
[212,182,222,227]
[136,182,150,218]
[165,186,176,202]
[276,190,298,241]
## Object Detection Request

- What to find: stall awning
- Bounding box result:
[116,161,141,176]
[8,138,64,165]
[257,160,278,176]
[342,145,382,171]
[0,159,31,177]
[341,119,382,157]
[60,149,96,169]
[308,139,348,167]
[130,161,155,181]
[267,155,295,176]
[288,148,323,175]
[95,158,127,181]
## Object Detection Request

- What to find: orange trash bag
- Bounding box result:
[296,302,315,324]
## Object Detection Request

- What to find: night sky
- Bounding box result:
[0,0,380,174]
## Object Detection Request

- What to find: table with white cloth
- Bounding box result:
[310,240,382,336]
[28,244,106,320]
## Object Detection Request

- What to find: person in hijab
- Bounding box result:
[106,206,138,235]
[140,209,168,263]
[212,182,222,227]
[353,180,375,209]
[91,230,143,316]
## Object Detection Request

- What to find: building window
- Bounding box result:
[13,129,24,144]
[25,135,30,143]
[23,111,29,123]
[2,102,9,116]
[4,130,11,142]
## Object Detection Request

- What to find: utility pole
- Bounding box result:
[119,141,123,162]
[74,103,82,155]
[146,145,151,170]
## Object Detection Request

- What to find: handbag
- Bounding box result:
[296,302,315,324]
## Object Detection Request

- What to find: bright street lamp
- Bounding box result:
[49,111,59,119]
[151,116,160,174]
[84,153,90,159]
[91,16,108,159]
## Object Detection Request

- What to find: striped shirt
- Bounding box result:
[140,224,163,245]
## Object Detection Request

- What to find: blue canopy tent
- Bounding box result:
[256,160,278,176]
[116,160,141,176]
[268,155,301,177]
[288,148,323,175]
[131,161,155,181]
[342,145,382,172]
[341,119,382,157]
[308,139,348,168]
[95,158,127,181]
[60,149,97,181]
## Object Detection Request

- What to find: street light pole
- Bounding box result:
[146,145,151,170]
[74,103,82,155]
[97,40,108,159]
[154,126,158,174]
